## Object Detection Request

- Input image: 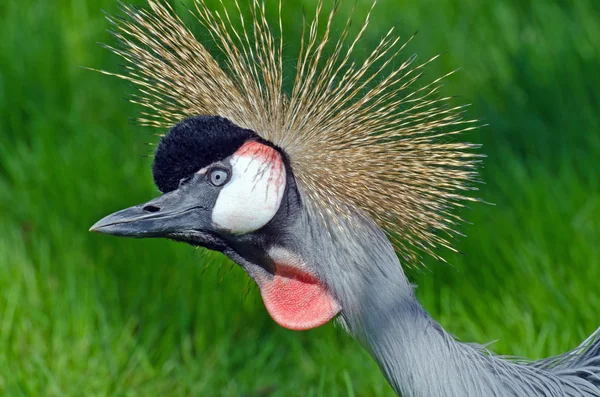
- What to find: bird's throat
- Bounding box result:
[254,253,341,331]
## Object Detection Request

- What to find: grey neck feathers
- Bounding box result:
[287,201,600,397]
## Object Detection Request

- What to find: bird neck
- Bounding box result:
[323,233,472,396]
[294,206,567,397]
[344,272,479,397]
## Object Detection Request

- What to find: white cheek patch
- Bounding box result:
[211,141,286,234]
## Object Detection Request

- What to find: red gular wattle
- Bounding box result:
[253,255,341,331]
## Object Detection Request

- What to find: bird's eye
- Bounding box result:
[208,168,230,187]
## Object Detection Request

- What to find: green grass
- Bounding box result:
[1,0,599,395]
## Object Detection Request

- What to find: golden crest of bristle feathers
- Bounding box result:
[97,0,482,266]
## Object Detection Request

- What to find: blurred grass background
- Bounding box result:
[1,0,599,395]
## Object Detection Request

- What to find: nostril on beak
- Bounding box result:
[143,205,161,213]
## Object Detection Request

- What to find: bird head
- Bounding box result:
[91,0,480,331]
[92,115,341,330]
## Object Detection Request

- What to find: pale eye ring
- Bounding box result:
[208,167,230,187]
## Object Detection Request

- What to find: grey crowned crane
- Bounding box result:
[91,1,600,396]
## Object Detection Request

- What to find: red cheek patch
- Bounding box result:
[257,264,341,331]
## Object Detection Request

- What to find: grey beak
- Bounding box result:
[90,188,212,238]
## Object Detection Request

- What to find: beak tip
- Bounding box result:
[88,211,159,238]
[89,217,112,234]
